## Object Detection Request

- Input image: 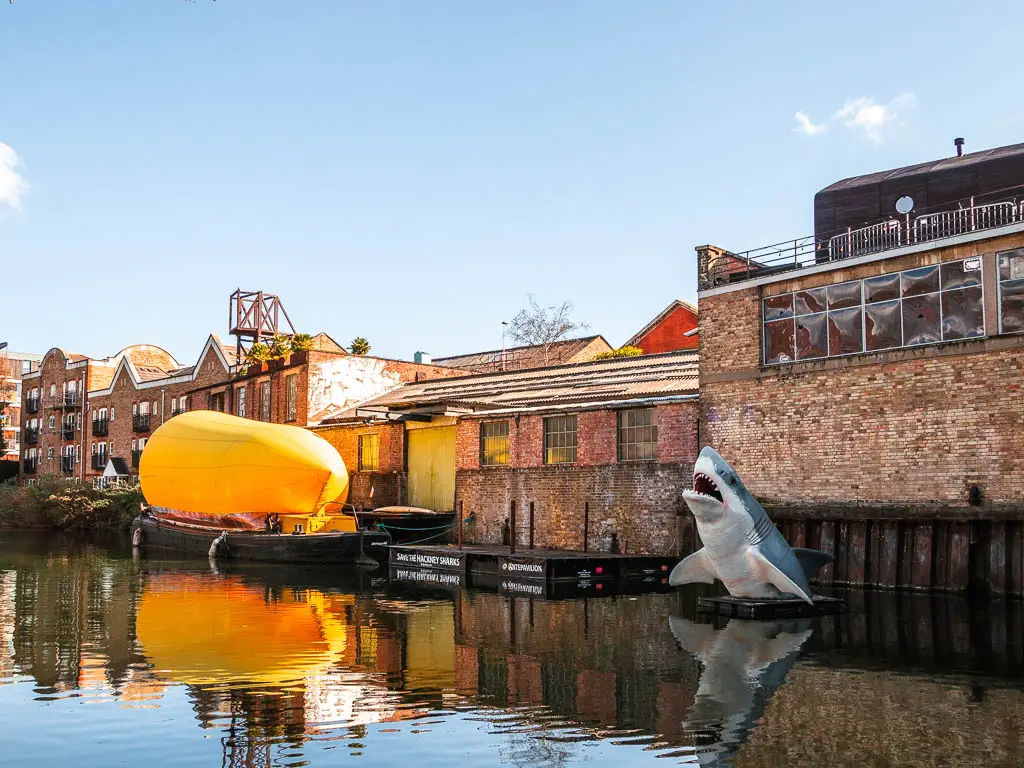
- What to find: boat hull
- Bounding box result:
[132,515,390,565]
[356,508,456,544]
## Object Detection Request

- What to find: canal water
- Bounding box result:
[1,532,1023,767]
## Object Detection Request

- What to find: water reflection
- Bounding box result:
[669,618,812,766]
[2,531,1024,767]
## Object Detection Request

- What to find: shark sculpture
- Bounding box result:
[670,616,813,766]
[669,447,833,603]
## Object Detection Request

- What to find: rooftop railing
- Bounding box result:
[699,193,1024,291]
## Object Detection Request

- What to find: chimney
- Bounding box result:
[954,137,965,157]
[414,351,431,365]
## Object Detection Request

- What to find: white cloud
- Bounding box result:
[794,93,916,143]
[0,142,29,210]
[793,110,826,136]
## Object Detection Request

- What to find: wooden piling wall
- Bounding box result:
[771,517,1024,596]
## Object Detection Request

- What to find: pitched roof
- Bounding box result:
[625,299,698,348]
[433,335,612,373]
[336,350,698,419]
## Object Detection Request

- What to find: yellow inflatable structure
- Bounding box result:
[139,411,350,528]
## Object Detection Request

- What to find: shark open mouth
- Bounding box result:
[692,472,723,503]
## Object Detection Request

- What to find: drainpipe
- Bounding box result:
[160,387,166,426]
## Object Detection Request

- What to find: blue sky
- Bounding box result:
[2,1,1023,364]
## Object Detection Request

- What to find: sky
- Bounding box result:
[2,1,1024,365]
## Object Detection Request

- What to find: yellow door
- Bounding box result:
[407,426,456,512]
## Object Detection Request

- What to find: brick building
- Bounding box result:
[315,352,700,555]
[83,336,236,484]
[186,339,468,429]
[694,141,1024,592]
[624,300,699,354]
[19,339,235,485]
[433,335,613,373]
[1,349,41,467]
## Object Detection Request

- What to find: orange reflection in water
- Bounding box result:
[136,573,352,687]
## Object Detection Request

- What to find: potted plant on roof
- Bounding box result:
[289,333,313,365]
[243,342,272,375]
[268,334,293,370]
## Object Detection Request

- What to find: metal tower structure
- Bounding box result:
[228,290,296,362]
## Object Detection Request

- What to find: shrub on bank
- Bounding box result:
[0,478,143,530]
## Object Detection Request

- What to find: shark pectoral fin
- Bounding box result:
[792,547,834,579]
[747,549,814,605]
[669,548,716,587]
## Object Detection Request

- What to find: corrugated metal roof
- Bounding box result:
[347,350,698,416]
[433,335,611,372]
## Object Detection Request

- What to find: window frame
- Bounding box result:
[763,257,987,366]
[236,385,246,418]
[479,420,511,467]
[358,433,380,472]
[285,375,298,422]
[543,414,578,465]
[998,248,1024,336]
[617,408,658,462]
[259,380,271,422]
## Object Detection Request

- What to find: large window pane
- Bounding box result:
[902,294,941,346]
[358,434,379,472]
[618,408,657,462]
[865,300,902,351]
[827,281,861,310]
[999,250,1024,281]
[763,294,794,320]
[941,287,984,340]
[827,308,863,354]
[864,273,901,303]
[794,287,826,315]
[543,415,577,464]
[795,313,827,359]
[941,259,983,290]
[1001,278,1024,334]
[901,265,940,298]
[764,318,795,364]
[480,421,510,466]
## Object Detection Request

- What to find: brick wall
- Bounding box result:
[314,422,406,507]
[23,349,90,482]
[698,231,1024,512]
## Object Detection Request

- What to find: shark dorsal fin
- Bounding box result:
[792,547,834,579]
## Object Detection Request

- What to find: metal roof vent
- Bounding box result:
[954,137,965,157]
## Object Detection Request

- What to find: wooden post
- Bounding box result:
[458,498,464,550]
[583,502,589,553]
[510,500,517,555]
[529,502,535,550]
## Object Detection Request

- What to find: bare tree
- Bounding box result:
[507,296,589,366]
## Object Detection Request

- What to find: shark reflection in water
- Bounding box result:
[670,616,813,767]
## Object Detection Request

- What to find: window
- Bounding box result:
[49,384,56,397]
[259,381,271,422]
[618,408,658,461]
[543,415,577,464]
[48,415,55,429]
[285,375,298,422]
[179,396,187,412]
[763,257,985,364]
[47,447,54,459]
[999,249,1024,334]
[358,434,380,472]
[170,397,177,412]
[110,406,115,421]
[236,386,246,418]
[480,421,510,466]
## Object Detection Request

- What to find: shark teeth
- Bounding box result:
[691,472,724,503]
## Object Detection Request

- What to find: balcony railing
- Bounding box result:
[51,392,79,408]
[699,194,1024,290]
[131,449,142,468]
[91,453,108,471]
[132,414,150,433]
[62,424,76,440]
[92,418,109,437]
[60,456,75,474]
[23,458,37,474]
[24,428,38,444]
[26,397,40,414]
